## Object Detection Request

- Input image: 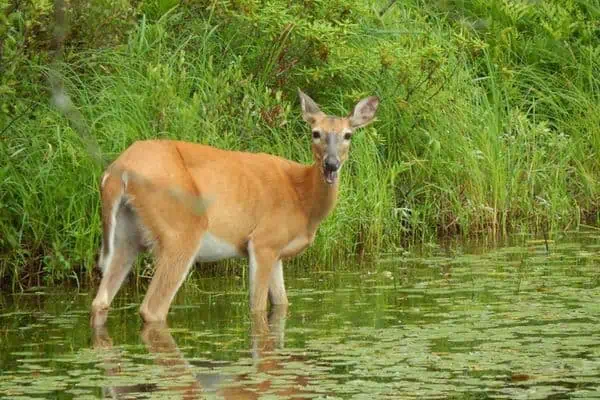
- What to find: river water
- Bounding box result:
[1,232,599,399]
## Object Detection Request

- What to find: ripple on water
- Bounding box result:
[1,233,600,399]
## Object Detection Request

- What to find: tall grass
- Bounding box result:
[1,0,599,286]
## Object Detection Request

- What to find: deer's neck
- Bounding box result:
[303,162,338,229]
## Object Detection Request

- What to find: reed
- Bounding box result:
[1,0,598,286]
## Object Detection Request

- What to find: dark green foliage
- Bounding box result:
[1,0,599,286]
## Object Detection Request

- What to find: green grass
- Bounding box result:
[1,0,599,287]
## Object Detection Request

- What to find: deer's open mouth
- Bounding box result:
[324,167,338,185]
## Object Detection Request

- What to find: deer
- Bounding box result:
[90,90,379,326]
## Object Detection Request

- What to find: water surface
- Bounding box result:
[1,233,600,399]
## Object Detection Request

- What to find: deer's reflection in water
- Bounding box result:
[92,305,313,399]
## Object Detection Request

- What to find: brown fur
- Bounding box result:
[90,90,379,326]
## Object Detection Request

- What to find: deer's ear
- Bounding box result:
[349,96,379,129]
[298,89,322,124]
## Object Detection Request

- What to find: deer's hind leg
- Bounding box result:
[91,189,142,327]
[139,228,204,323]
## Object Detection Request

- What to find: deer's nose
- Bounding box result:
[324,157,340,172]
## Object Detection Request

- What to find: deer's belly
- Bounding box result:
[195,232,241,262]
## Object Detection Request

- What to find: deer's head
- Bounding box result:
[298,90,379,185]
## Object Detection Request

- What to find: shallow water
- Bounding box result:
[1,232,600,399]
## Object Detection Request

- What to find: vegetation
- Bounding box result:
[1,0,599,286]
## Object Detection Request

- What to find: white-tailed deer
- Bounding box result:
[90,90,379,326]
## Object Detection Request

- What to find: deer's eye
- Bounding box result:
[343,132,352,141]
[312,131,320,139]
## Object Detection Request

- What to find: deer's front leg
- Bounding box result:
[247,241,277,311]
[269,260,288,306]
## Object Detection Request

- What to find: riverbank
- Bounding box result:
[1,0,598,286]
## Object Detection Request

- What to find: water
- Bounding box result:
[1,233,600,399]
